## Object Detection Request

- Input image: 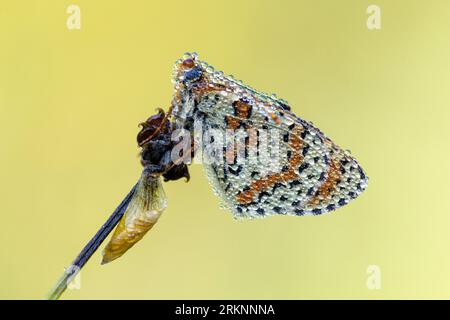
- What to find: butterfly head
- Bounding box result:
[171,52,208,123]
[172,52,205,87]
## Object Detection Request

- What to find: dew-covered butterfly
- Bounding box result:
[170,52,368,218]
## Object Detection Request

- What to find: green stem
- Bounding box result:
[45,184,137,300]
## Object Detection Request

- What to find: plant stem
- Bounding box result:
[46,184,137,300]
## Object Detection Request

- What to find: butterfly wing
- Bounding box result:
[195,89,368,219]
[171,54,368,219]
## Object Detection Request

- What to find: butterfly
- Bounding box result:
[170,52,368,218]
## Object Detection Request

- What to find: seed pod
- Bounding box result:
[102,173,167,264]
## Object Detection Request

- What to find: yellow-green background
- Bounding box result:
[1,0,449,299]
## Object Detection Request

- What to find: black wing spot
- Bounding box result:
[228,165,243,176]
[318,172,326,182]
[358,166,366,180]
[301,129,308,139]
[258,191,271,201]
[279,102,291,111]
[289,180,301,188]
[272,182,284,192]
[274,206,285,214]
[298,163,309,173]
[302,145,310,156]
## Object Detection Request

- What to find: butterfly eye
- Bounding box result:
[183,66,202,82]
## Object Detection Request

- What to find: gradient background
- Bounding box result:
[1,0,450,299]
